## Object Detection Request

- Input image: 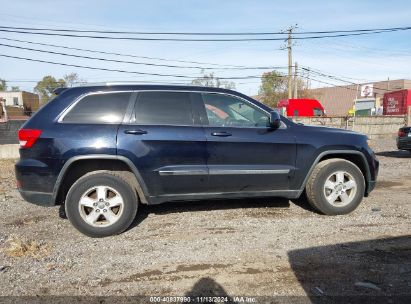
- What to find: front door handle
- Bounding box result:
[124,129,147,135]
[211,131,232,137]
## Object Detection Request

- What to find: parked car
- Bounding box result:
[397,126,411,152]
[277,98,325,117]
[15,84,379,237]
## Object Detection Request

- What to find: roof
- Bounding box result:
[55,84,245,96]
[77,82,205,87]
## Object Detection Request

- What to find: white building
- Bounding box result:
[0,91,39,107]
[0,91,40,118]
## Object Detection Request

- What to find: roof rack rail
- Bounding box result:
[52,87,68,95]
[73,82,196,87]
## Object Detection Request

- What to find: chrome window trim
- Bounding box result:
[129,90,287,130]
[57,89,287,130]
[57,90,135,123]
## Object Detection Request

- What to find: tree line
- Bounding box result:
[191,70,313,108]
[0,79,20,92]
[0,73,85,104]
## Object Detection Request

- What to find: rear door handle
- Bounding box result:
[124,129,147,135]
[211,131,232,137]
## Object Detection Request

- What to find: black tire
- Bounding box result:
[306,159,365,215]
[65,171,138,237]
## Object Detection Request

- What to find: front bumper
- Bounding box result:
[366,180,377,196]
[365,153,379,197]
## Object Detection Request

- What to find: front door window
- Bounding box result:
[202,93,269,128]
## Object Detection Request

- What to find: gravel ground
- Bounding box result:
[0,137,410,301]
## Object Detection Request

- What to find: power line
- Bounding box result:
[0,39,289,71]
[301,67,392,92]
[0,53,268,80]
[0,28,409,41]
[0,37,251,68]
[0,24,410,35]
[307,39,411,57]
[301,75,359,92]
[2,79,202,86]
[302,68,360,85]
[302,65,378,82]
[294,26,411,35]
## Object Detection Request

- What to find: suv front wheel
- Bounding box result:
[65,171,138,237]
[306,159,365,215]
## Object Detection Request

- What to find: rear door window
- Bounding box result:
[133,91,194,125]
[63,92,132,123]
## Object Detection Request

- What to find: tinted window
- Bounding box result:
[313,108,324,116]
[202,93,269,127]
[134,92,193,125]
[63,92,131,123]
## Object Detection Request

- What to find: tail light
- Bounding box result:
[398,130,406,138]
[18,129,42,148]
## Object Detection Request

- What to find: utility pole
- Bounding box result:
[287,28,293,100]
[283,25,297,100]
[293,61,298,98]
[0,99,8,122]
[306,67,310,88]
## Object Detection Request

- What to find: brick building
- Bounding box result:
[310,79,411,116]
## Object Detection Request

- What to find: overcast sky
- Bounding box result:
[1,0,411,95]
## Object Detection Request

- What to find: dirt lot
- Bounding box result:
[0,137,410,301]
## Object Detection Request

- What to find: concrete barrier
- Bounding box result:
[292,115,405,139]
[0,120,26,144]
[0,144,19,159]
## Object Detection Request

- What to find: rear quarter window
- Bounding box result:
[62,92,132,123]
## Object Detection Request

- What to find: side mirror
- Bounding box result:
[269,111,281,129]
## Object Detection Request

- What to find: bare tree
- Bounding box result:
[63,73,86,87]
[191,71,235,89]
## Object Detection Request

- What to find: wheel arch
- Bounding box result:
[299,150,371,195]
[52,155,149,205]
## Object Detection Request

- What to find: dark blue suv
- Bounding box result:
[15,84,379,237]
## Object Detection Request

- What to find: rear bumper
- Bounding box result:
[15,158,58,206]
[18,189,55,206]
[397,137,411,150]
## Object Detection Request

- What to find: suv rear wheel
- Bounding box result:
[306,159,365,215]
[65,171,138,237]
